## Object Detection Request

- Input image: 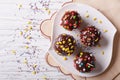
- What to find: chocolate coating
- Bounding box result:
[61,11,82,31]
[80,26,101,46]
[74,52,95,73]
[54,34,76,56]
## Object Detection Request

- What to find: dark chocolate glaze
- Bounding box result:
[74,52,95,73]
[54,34,76,56]
[80,26,101,46]
[61,11,82,31]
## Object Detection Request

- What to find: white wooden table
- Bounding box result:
[0,0,73,80]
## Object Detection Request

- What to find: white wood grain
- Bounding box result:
[0,0,73,80]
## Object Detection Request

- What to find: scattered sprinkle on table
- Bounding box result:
[33,64,37,68]
[28,26,33,30]
[102,51,104,55]
[25,45,29,49]
[47,9,51,15]
[27,21,32,24]
[32,71,36,75]
[26,36,31,40]
[24,28,28,33]
[44,8,49,11]
[42,75,47,80]
[11,50,16,54]
[44,8,51,15]
[23,58,28,64]
[18,4,22,9]
[19,31,23,36]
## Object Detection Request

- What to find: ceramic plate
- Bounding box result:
[48,3,117,77]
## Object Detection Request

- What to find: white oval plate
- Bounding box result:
[48,3,117,77]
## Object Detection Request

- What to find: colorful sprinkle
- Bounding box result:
[45,8,49,11]
[11,50,16,54]
[88,63,94,67]
[98,20,102,24]
[69,43,72,46]
[66,47,69,50]
[80,52,83,56]
[64,20,68,24]
[103,29,108,33]
[70,50,73,53]
[73,16,76,19]
[23,58,28,64]
[26,36,31,40]
[68,39,71,42]
[60,45,63,48]
[70,46,74,49]
[74,57,76,60]
[84,59,87,61]
[62,41,65,44]
[69,23,72,26]
[73,40,76,43]
[47,9,51,15]
[25,45,29,49]
[88,57,91,60]
[80,19,83,23]
[58,53,61,55]
[90,54,92,56]
[56,42,59,45]
[27,21,32,24]
[75,21,78,24]
[63,57,67,60]
[55,50,59,53]
[18,4,22,9]
[67,53,71,56]
[95,38,99,42]
[93,17,97,21]
[102,51,104,55]
[88,66,90,68]
[19,31,23,36]
[85,13,89,18]
[73,26,77,28]
[62,48,65,51]
[28,26,32,30]
[98,44,101,47]
[79,65,81,67]
[76,61,79,64]
[42,75,47,80]
[33,64,37,68]
[83,68,86,71]
[24,28,28,32]
[32,71,36,75]
[80,63,83,66]
[59,41,62,44]
[85,55,88,58]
